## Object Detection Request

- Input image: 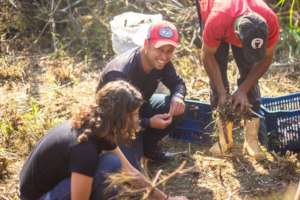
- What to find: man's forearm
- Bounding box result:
[238,53,273,93]
[202,52,226,96]
[171,84,186,99]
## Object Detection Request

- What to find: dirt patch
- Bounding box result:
[148,138,300,200]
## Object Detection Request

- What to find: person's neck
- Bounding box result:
[140,47,153,74]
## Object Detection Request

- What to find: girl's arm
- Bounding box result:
[69,146,148,200]
[70,147,189,200]
[71,172,93,200]
[112,146,168,200]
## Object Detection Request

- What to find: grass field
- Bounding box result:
[0,48,300,199]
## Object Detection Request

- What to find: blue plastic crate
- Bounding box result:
[261,92,300,153]
[170,100,214,144]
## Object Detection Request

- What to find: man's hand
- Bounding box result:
[232,89,249,113]
[169,95,185,117]
[149,114,172,129]
[217,93,228,108]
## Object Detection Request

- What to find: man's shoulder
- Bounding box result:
[211,0,234,11]
[205,0,234,26]
[203,10,233,44]
[104,48,140,73]
[206,11,232,25]
[246,0,276,19]
[250,1,279,29]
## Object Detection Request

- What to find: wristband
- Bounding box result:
[173,93,184,100]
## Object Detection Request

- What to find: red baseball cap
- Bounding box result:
[147,21,179,48]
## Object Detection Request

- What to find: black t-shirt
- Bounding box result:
[97,48,186,101]
[19,121,116,199]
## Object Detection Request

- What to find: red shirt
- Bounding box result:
[199,0,280,48]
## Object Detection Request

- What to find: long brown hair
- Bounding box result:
[72,80,143,144]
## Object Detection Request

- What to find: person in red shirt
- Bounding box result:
[197,0,280,160]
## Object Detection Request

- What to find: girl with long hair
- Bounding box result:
[20,80,187,200]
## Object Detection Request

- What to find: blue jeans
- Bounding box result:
[38,153,121,200]
[141,93,180,153]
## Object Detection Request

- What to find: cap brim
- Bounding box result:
[153,40,179,48]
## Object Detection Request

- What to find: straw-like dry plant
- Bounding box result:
[106,161,195,200]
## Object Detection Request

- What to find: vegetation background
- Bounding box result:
[0,0,300,199]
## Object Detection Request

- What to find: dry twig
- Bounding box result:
[106,161,194,199]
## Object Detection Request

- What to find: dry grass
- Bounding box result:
[0,1,300,199]
[1,4,300,195]
[0,49,300,200]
